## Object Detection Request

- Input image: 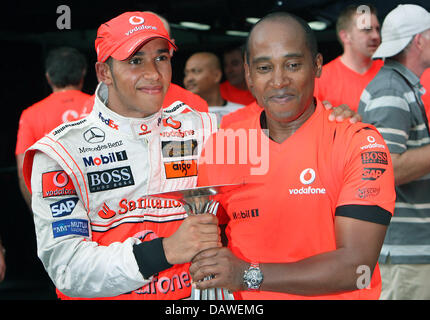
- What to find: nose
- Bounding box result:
[271,65,289,88]
[143,61,161,81]
[183,73,193,87]
[371,29,381,42]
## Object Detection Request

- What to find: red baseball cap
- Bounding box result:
[95,11,177,63]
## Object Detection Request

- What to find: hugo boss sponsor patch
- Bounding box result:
[42,170,76,198]
[52,219,89,238]
[361,151,388,165]
[164,160,197,179]
[87,166,135,193]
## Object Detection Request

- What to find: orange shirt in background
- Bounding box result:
[15,90,90,155]
[220,80,255,106]
[315,56,383,112]
[164,83,209,112]
[420,68,430,121]
[198,101,395,300]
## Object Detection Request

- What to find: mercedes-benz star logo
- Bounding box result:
[83,127,105,143]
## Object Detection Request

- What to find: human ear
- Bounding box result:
[95,62,113,85]
[315,53,323,78]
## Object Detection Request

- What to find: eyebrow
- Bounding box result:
[252,53,304,64]
[133,48,170,57]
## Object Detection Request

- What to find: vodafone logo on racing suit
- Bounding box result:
[42,170,77,198]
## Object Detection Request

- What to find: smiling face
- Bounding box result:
[245,17,322,124]
[96,38,172,118]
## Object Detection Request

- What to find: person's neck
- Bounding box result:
[230,80,248,91]
[340,50,373,74]
[52,84,82,93]
[397,54,428,79]
[261,99,316,144]
[203,90,226,107]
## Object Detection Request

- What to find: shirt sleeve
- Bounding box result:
[15,109,37,155]
[335,126,396,223]
[30,151,150,298]
[360,89,411,154]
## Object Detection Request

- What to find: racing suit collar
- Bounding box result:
[93,82,163,140]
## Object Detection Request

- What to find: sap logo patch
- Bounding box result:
[52,219,89,238]
[362,168,386,180]
[42,171,76,198]
[164,160,197,179]
[50,197,79,217]
[87,166,135,193]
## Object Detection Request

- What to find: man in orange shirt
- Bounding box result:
[219,45,255,106]
[16,47,89,208]
[190,11,395,300]
[420,68,430,120]
[314,4,383,111]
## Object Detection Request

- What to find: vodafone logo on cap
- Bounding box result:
[129,16,145,25]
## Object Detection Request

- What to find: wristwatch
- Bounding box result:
[243,263,263,290]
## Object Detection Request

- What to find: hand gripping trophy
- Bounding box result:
[149,184,245,300]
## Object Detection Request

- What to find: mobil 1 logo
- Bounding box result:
[87,166,135,193]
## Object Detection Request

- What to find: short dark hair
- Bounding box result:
[45,47,87,88]
[336,4,378,46]
[245,12,318,64]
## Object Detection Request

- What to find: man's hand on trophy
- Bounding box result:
[189,247,247,292]
[162,214,221,265]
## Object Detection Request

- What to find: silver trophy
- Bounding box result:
[148,183,248,300]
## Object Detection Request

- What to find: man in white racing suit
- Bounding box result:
[22,11,218,300]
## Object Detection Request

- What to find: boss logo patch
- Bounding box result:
[87,166,135,193]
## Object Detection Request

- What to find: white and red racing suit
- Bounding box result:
[23,83,217,299]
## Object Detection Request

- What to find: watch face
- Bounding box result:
[244,266,263,290]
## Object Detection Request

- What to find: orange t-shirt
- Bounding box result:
[220,81,255,106]
[15,90,90,155]
[315,56,383,112]
[198,101,395,300]
[220,101,262,129]
[164,83,208,112]
[420,68,430,121]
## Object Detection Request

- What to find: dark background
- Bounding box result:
[0,0,428,299]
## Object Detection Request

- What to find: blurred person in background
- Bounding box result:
[15,47,89,208]
[315,4,382,111]
[184,52,245,125]
[220,45,255,106]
